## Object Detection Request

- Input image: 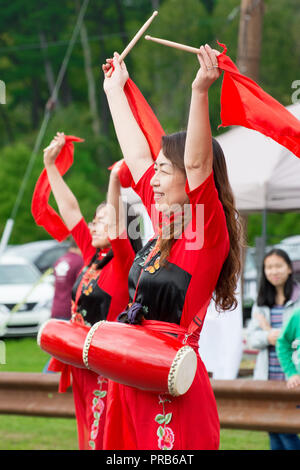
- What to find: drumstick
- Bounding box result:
[118,11,158,62]
[145,35,201,55]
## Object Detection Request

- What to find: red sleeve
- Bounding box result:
[132,164,160,231]
[109,231,135,277]
[185,171,229,250]
[70,217,96,265]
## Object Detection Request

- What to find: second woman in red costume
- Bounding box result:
[43,133,142,450]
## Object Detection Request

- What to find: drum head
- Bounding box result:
[168,346,197,396]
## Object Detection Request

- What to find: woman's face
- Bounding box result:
[264,254,292,289]
[150,150,188,214]
[89,205,110,249]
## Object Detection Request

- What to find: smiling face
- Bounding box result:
[264,253,292,289]
[89,205,110,249]
[150,150,188,214]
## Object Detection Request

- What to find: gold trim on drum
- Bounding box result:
[82,320,106,369]
[168,346,197,397]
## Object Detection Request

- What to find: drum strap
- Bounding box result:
[132,235,209,343]
[187,298,211,336]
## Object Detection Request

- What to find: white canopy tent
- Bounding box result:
[216,102,300,213]
[200,102,300,379]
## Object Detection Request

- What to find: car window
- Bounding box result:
[35,247,68,271]
[6,246,42,262]
[0,265,39,284]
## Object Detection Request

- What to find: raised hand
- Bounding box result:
[192,44,221,93]
[43,132,66,166]
[102,52,129,94]
[110,159,124,180]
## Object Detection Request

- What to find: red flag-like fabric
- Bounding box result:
[47,357,72,393]
[31,135,84,241]
[109,78,165,188]
[217,42,300,158]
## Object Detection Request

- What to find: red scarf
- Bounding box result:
[217,41,300,157]
[31,135,84,241]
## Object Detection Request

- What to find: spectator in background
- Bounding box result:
[247,248,300,450]
[51,237,83,321]
[276,307,300,389]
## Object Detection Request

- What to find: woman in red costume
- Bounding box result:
[101,44,243,450]
[43,133,142,450]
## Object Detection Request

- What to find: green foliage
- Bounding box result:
[248,212,300,247]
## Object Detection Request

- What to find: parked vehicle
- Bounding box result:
[6,240,69,273]
[0,254,54,337]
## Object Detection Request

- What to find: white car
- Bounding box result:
[0,254,54,337]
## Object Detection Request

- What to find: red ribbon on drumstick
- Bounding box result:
[31,135,84,241]
[145,34,300,159]
[107,10,164,188]
[32,11,162,240]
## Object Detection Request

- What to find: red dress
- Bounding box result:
[103,165,229,450]
[69,218,135,450]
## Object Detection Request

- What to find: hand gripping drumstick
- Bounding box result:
[145,35,201,55]
[118,11,158,62]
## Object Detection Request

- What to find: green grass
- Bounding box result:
[0,414,78,450]
[0,336,49,372]
[220,429,269,450]
[0,337,270,450]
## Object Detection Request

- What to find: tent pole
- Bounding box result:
[262,208,267,255]
[255,208,267,289]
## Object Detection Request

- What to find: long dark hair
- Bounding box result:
[88,202,143,270]
[257,248,295,307]
[159,131,244,312]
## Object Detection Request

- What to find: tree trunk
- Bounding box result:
[237,0,264,82]
[39,31,60,108]
[0,106,14,143]
[80,21,101,136]
[31,77,42,129]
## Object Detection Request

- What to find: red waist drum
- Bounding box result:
[37,319,89,369]
[82,321,197,396]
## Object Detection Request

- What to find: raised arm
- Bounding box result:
[103,53,153,183]
[43,132,82,230]
[184,44,221,191]
[106,160,126,240]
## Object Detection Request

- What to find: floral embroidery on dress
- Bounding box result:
[155,394,175,450]
[82,263,100,297]
[72,263,100,326]
[88,375,108,450]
